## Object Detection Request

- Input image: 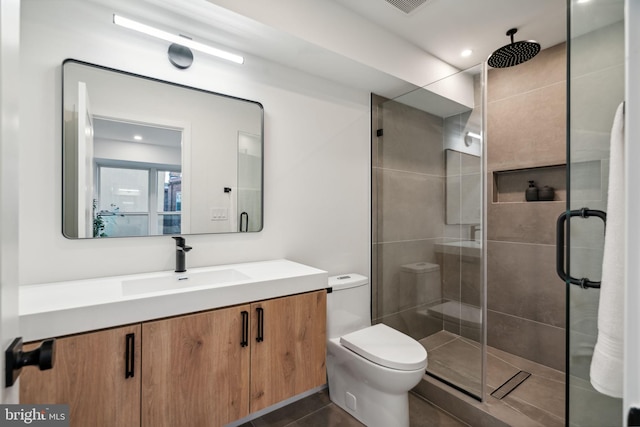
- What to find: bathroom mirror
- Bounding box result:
[62,59,263,238]
[445,149,481,225]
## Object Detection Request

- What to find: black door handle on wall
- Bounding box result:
[556,208,606,289]
[5,337,55,387]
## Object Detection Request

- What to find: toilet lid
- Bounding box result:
[340,323,427,371]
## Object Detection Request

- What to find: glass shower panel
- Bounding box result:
[372,64,485,399]
[567,0,624,424]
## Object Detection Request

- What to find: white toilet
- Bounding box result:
[326,274,428,427]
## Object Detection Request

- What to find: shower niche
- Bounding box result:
[492,164,566,203]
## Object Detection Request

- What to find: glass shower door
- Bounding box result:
[372,64,485,399]
[566,0,624,424]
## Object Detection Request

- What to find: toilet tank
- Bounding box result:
[327,274,370,339]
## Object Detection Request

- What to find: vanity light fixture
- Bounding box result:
[112,14,245,65]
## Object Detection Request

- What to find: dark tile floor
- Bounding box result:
[240,388,468,427]
[241,330,566,426]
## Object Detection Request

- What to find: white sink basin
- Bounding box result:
[122,269,251,296]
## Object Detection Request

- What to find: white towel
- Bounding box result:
[590,102,625,398]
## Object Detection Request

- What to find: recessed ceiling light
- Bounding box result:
[133,135,143,141]
[577,0,590,3]
[461,49,473,57]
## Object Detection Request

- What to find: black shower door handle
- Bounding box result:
[556,208,606,289]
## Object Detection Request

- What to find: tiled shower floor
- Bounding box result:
[420,330,565,426]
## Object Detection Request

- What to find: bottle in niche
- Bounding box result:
[525,180,538,201]
[538,185,555,201]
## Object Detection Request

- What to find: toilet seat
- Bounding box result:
[340,323,427,371]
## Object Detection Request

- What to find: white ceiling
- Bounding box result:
[331,0,567,70]
[98,0,623,102]
[93,118,182,148]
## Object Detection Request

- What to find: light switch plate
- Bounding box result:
[210,208,228,221]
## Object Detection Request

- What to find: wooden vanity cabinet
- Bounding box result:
[20,324,141,427]
[20,290,326,427]
[141,303,251,427]
[142,290,327,426]
[250,290,327,411]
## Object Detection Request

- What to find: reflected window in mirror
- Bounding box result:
[95,166,182,238]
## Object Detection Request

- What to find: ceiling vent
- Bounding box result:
[384,0,430,14]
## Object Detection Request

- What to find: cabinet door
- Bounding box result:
[250,290,326,411]
[20,324,141,427]
[141,304,251,427]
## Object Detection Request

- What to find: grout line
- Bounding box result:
[488,80,565,104]
[487,308,566,330]
[374,165,443,178]
[421,331,460,352]
[501,393,565,425]
[409,392,472,427]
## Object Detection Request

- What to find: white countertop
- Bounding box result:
[20,259,328,342]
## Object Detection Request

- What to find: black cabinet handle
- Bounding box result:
[256,307,264,342]
[556,208,606,289]
[125,333,135,379]
[241,311,249,347]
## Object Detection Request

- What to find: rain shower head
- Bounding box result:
[487,28,540,68]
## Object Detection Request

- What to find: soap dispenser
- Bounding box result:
[525,180,538,201]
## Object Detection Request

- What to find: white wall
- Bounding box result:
[0,0,21,404]
[19,0,370,284]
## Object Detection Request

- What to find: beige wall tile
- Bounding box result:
[379,99,444,176]
[377,168,444,242]
[487,241,565,328]
[488,310,565,371]
[487,200,564,245]
[488,43,566,103]
[488,82,566,171]
[570,21,624,78]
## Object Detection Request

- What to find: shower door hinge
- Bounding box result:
[376,129,383,137]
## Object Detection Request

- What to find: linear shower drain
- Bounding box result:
[491,370,531,400]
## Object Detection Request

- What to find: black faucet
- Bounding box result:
[172,236,192,273]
